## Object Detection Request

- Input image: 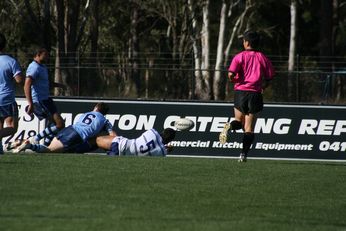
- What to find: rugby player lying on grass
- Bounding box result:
[95,128,176,156]
[13,102,116,153]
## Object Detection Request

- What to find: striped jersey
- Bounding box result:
[116,129,167,156]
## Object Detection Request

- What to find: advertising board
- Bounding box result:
[7,98,346,160]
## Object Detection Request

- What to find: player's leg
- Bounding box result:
[239,113,257,162]
[14,137,62,153]
[31,99,64,145]
[15,126,77,153]
[239,92,263,162]
[41,112,65,146]
[219,108,244,144]
[219,91,246,144]
[0,103,19,152]
[45,137,64,152]
[0,116,18,138]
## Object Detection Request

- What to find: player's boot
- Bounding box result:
[219,123,231,144]
[13,140,31,153]
[238,153,247,162]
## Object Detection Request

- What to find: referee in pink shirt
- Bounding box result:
[219,30,275,162]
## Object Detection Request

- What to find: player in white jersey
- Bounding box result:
[14,102,116,153]
[96,128,176,156]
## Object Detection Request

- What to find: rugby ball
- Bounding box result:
[174,118,194,131]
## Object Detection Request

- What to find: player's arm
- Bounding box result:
[24,77,34,115]
[14,73,24,84]
[228,71,236,81]
[165,144,174,153]
[104,120,117,136]
[96,135,115,150]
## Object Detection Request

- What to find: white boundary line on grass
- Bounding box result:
[84,153,346,162]
[167,154,346,163]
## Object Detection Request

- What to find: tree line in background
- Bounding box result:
[0,0,345,103]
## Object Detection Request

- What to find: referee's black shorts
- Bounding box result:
[234,90,263,114]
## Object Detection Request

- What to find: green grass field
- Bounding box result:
[0,154,346,231]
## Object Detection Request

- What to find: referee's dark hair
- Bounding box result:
[0,33,6,51]
[243,30,260,49]
[161,128,176,144]
[94,102,109,115]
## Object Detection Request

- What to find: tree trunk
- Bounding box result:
[188,0,202,99]
[288,0,297,101]
[54,0,66,96]
[127,2,141,97]
[319,0,333,102]
[200,0,211,100]
[213,0,229,100]
[86,0,100,96]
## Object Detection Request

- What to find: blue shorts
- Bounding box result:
[56,126,83,151]
[0,102,19,118]
[70,141,98,153]
[33,98,58,120]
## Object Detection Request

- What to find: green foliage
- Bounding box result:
[1,0,346,101]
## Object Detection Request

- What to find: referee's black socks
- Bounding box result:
[230,120,242,131]
[242,132,254,155]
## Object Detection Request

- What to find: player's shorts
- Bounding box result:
[70,141,98,153]
[108,136,127,156]
[234,90,263,114]
[56,126,83,151]
[33,98,58,120]
[0,102,19,118]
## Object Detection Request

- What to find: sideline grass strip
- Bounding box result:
[0,154,346,231]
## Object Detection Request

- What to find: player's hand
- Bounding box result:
[25,104,34,115]
[165,144,174,153]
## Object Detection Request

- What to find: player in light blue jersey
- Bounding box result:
[0,33,24,154]
[96,128,176,156]
[24,48,65,146]
[14,102,116,153]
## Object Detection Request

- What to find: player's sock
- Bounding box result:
[30,144,50,153]
[242,132,254,156]
[43,134,55,146]
[36,125,59,142]
[229,120,242,134]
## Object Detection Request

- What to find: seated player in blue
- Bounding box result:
[95,128,176,156]
[14,102,116,153]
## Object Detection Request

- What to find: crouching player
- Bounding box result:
[14,102,116,153]
[96,128,176,156]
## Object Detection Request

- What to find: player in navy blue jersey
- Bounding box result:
[14,102,116,153]
[0,33,24,154]
[24,48,65,146]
